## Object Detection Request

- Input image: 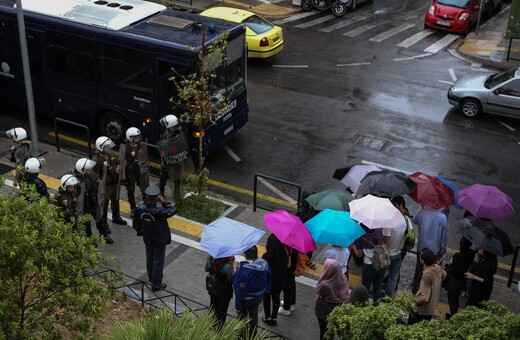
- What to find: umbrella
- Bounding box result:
[332,166,351,181]
[458,184,515,220]
[264,210,317,253]
[305,189,354,211]
[457,216,514,256]
[304,209,366,247]
[348,194,403,229]
[200,217,265,258]
[409,172,455,209]
[437,176,462,208]
[359,169,416,198]
[339,164,381,195]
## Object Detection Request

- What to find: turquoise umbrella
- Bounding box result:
[304,209,365,247]
[305,189,354,212]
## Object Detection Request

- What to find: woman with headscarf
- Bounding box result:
[315,259,351,340]
[465,248,497,308]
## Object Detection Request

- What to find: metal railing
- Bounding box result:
[54,118,92,159]
[90,264,291,339]
[253,173,301,213]
[507,245,520,287]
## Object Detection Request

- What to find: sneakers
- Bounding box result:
[277,307,290,316]
[280,301,295,311]
[151,283,167,292]
[112,217,128,225]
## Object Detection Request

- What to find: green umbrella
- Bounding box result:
[305,189,354,211]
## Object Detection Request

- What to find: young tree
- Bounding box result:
[172,30,230,196]
[0,181,114,338]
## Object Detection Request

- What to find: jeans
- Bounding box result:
[385,254,403,297]
[145,244,166,287]
[362,263,386,303]
[238,296,262,337]
[209,293,232,327]
[447,277,466,316]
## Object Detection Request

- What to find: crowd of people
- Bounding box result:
[5,124,502,338]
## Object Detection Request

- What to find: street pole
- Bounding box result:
[15,0,43,155]
[475,0,484,35]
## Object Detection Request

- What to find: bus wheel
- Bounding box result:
[99,111,128,143]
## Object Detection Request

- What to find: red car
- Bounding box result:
[424,0,481,35]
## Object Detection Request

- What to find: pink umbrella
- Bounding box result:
[348,194,402,229]
[264,210,317,253]
[458,184,515,220]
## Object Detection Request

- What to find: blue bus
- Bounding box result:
[0,0,249,154]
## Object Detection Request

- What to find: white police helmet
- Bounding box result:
[60,174,79,190]
[126,127,141,142]
[75,158,96,174]
[25,157,43,174]
[95,136,115,152]
[6,127,27,142]
[159,115,179,129]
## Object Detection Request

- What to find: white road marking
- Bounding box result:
[272,11,317,25]
[222,144,242,162]
[394,53,432,61]
[449,68,457,81]
[319,15,366,33]
[361,160,412,175]
[343,21,390,37]
[423,34,459,54]
[295,14,336,29]
[337,62,371,67]
[397,30,435,48]
[369,23,415,43]
[272,65,309,68]
[257,177,298,204]
[495,119,516,131]
[438,80,453,85]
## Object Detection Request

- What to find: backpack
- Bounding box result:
[294,252,309,277]
[401,215,416,259]
[206,271,225,296]
[369,244,390,270]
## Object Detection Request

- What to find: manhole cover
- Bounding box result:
[353,134,387,150]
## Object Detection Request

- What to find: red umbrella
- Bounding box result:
[409,172,455,209]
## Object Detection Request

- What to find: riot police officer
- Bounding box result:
[74,158,113,244]
[92,136,127,229]
[19,157,49,201]
[54,174,79,224]
[122,127,150,218]
[6,127,31,187]
[158,115,183,203]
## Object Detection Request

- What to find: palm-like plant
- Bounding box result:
[107,308,270,340]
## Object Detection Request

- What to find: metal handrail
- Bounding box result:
[507,245,520,287]
[253,173,301,213]
[54,118,92,159]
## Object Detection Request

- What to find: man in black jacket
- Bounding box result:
[133,185,176,292]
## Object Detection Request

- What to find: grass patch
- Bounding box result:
[176,194,230,224]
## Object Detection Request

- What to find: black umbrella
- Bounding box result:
[457,217,514,257]
[332,166,352,181]
[359,169,416,198]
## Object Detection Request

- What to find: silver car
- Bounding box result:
[448,67,520,118]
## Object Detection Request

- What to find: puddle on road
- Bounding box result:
[369,93,414,115]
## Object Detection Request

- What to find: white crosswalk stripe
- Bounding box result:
[295,14,336,28]
[272,11,317,25]
[423,33,459,54]
[369,23,415,42]
[396,29,435,48]
[319,15,366,33]
[343,21,390,37]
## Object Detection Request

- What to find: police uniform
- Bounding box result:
[92,149,127,226]
[124,142,149,213]
[12,141,31,186]
[20,172,49,201]
[54,188,78,223]
[158,127,182,202]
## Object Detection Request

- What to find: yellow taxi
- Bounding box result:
[200,7,283,58]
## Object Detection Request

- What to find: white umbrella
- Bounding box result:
[341,164,381,196]
[348,194,402,229]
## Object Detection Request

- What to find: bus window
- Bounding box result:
[158,60,188,114]
[46,31,94,81]
[97,43,154,95]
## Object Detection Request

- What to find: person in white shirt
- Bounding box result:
[383,196,409,297]
[323,245,351,280]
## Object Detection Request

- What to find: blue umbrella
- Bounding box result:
[304,209,366,247]
[200,217,265,258]
[437,176,461,208]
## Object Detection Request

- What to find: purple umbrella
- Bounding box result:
[458,184,515,220]
[264,210,317,253]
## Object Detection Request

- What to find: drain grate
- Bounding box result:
[353,134,388,150]
[0,162,14,175]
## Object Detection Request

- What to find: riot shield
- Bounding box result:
[96,164,107,223]
[76,182,85,218]
[116,143,125,201]
[157,132,194,181]
[136,143,150,193]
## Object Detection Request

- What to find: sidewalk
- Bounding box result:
[1,137,519,339]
